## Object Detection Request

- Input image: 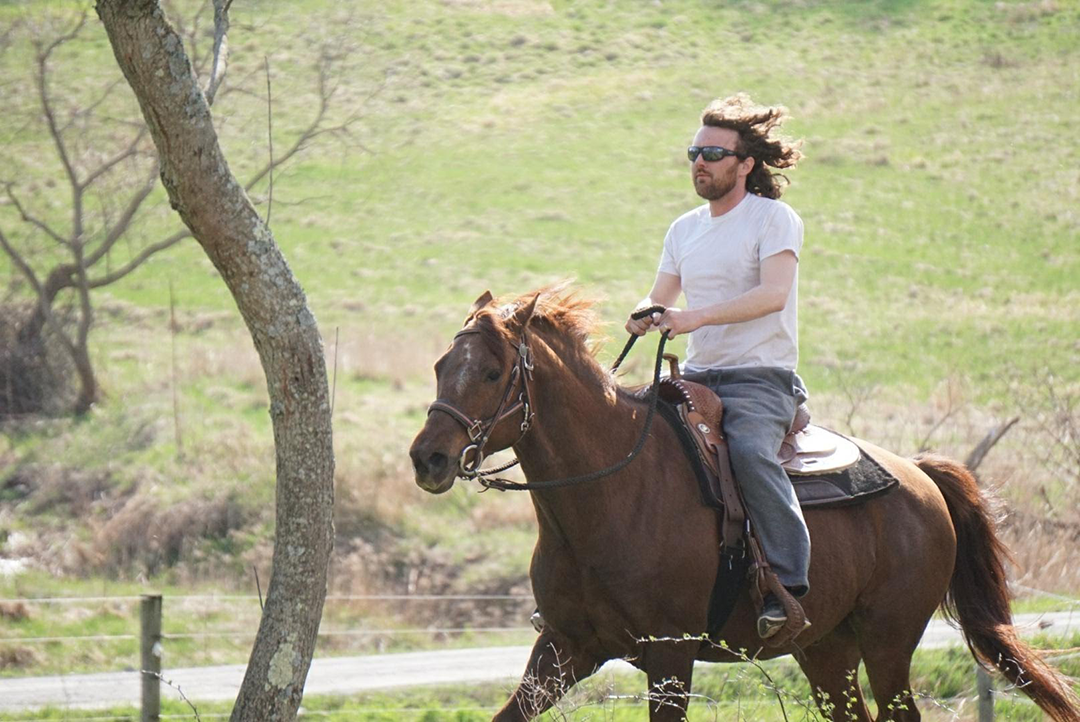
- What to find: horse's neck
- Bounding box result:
[513,333,659,534]
[516,333,628,464]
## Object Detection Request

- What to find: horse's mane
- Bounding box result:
[471,285,612,385]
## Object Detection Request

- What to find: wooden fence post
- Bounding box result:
[976,664,994,721]
[141,594,162,722]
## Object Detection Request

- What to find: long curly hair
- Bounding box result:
[700,94,803,199]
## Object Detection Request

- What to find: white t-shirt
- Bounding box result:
[657,193,803,372]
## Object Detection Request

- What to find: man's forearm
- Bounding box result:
[693,284,787,327]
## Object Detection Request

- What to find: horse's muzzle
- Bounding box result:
[409,442,455,494]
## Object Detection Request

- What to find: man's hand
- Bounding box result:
[625,308,657,336]
[653,308,700,338]
[627,273,682,335]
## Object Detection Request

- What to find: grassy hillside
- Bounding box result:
[0,0,1078,687]
[3,0,1077,393]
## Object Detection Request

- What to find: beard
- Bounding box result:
[694,165,738,201]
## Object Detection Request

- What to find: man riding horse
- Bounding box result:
[410,95,1080,721]
[626,93,809,639]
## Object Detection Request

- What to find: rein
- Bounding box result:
[432,305,669,492]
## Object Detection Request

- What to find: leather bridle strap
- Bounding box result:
[427,327,534,475]
[478,305,671,492]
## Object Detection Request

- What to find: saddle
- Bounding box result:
[661,381,861,489]
[649,358,894,648]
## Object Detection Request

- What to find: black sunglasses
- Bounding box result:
[687,145,744,162]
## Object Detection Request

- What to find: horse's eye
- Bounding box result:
[485,369,501,382]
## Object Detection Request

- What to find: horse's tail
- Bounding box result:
[916,454,1080,722]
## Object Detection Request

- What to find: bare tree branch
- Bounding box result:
[79,127,149,189]
[0,227,45,297]
[0,226,79,361]
[33,11,88,192]
[37,10,88,59]
[85,162,161,267]
[4,183,69,247]
[243,50,377,193]
[60,76,127,134]
[264,55,273,225]
[965,416,1020,473]
[88,228,190,289]
[917,377,966,452]
[204,0,232,105]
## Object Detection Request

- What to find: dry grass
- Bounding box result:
[0,601,31,622]
[96,494,250,576]
[0,645,40,671]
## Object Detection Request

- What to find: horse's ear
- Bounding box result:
[508,292,540,333]
[468,290,494,317]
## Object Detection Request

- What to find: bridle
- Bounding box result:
[425,305,669,492]
[427,326,536,478]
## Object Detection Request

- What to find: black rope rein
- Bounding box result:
[477,305,669,492]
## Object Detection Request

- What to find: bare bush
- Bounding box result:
[0,601,32,622]
[96,494,249,575]
[0,646,40,671]
[1025,372,1080,490]
[1,462,132,524]
[0,302,72,417]
[1001,510,1080,592]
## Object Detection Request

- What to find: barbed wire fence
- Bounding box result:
[0,587,1076,720]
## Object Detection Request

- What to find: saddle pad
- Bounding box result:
[656,401,899,510]
[789,447,898,508]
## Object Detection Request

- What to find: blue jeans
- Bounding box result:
[686,366,810,596]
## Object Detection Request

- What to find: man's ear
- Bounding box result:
[508,292,540,333]
[468,290,494,318]
[739,155,755,178]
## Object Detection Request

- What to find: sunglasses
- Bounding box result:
[687,145,744,162]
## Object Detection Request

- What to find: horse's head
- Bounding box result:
[409,290,540,494]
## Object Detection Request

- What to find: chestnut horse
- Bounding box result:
[409,289,1080,722]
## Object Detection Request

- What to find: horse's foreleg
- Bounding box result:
[642,638,698,722]
[492,631,599,722]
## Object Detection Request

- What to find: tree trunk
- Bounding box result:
[16,264,77,346]
[70,339,97,416]
[95,2,335,720]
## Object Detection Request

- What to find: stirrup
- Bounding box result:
[757,597,787,639]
